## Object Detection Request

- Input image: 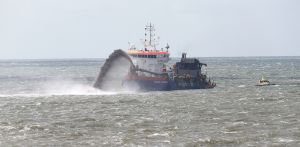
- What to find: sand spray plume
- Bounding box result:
[93,49,136,91]
[40,80,116,96]
[0,79,117,97]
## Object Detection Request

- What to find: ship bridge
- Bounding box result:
[127,23,170,75]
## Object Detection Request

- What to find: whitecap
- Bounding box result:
[147,132,169,138]
[0,125,15,131]
[276,137,294,143]
[238,111,248,114]
[232,121,247,126]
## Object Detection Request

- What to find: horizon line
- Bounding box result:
[0,55,299,60]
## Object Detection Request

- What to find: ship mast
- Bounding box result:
[144,23,156,50]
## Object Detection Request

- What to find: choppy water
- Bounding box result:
[0,57,300,146]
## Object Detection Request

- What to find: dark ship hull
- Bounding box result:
[124,78,214,91]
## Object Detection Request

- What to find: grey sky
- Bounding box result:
[0,0,299,59]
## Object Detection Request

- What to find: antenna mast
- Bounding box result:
[144,23,156,50]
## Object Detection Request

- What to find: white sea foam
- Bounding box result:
[0,80,131,97]
[0,125,15,131]
[147,132,169,138]
[276,137,294,143]
[40,80,117,96]
[0,86,138,98]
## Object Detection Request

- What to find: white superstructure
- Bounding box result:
[127,23,170,75]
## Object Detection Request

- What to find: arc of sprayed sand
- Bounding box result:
[93,49,135,89]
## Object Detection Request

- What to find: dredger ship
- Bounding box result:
[94,24,216,91]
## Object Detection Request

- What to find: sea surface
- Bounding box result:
[0,57,300,146]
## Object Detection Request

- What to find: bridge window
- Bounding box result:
[138,54,146,58]
[147,55,157,58]
[134,54,158,58]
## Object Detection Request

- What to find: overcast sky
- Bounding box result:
[0,0,299,59]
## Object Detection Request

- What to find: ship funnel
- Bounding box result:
[182,53,187,59]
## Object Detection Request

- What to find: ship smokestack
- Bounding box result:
[182,53,187,59]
